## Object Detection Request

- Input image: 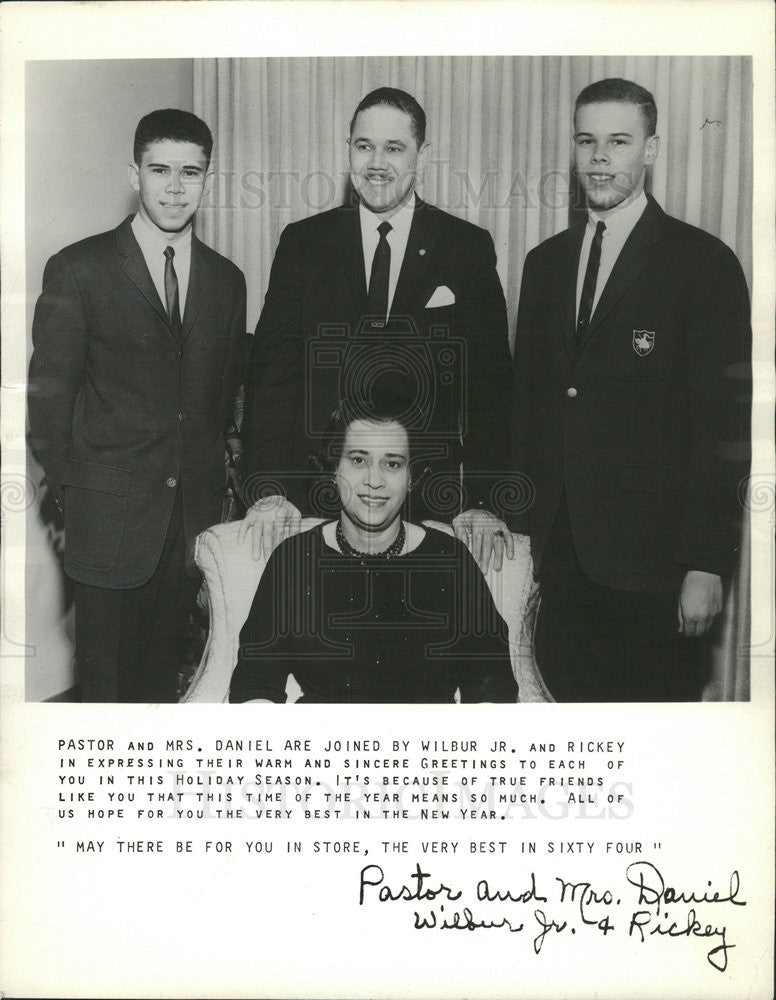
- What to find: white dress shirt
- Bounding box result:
[359,193,416,317]
[575,190,648,322]
[131,213,192,316]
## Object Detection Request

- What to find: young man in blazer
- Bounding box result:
[510,78,751,702]
[240,87,514,571]
[28,109,247,703]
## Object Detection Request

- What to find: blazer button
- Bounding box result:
[178,411,185,422]
[166,477,177,488]
[566,387,578,398]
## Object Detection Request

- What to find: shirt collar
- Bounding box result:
[131,211,193,256]
[359,191,416,240]
[588,189,648,240]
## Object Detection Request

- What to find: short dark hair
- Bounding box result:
[349,87,427,146]
[133,109,213,167]
[318,383,427,476]
[574,78,657,138]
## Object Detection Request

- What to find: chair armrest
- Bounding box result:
[180,518,323,703]
[421,522,552,703]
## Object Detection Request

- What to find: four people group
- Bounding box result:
[27,77,751,705]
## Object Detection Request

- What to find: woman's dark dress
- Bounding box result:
[229,524,517,703]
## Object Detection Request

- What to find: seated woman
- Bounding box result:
[229,395,518,704]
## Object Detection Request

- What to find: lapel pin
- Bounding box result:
[419,249,426,256]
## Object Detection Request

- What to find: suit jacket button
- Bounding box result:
[566,387,578,398]
[178,411,185,422]
[166,477,177,488]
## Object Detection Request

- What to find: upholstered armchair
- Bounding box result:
[181,519,551,703]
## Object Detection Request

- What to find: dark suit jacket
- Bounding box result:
[241,197,512,519]
[28,216,247,589]
[510,196,751,593]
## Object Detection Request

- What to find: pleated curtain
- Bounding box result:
[194,55,751,333]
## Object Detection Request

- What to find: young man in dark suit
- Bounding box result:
[239,87,514,572]
[28,109,247,703]
[510,79,751,702]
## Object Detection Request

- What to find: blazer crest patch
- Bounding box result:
[633,329,655,356]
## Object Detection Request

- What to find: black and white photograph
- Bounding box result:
[22,55,753,707]
[1,2,774,998]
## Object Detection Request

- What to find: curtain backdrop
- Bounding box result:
[193,55,753,700]
[194,55,752,335]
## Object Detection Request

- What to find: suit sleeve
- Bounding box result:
[458,228,513,511]
[507,248,537,535]
[27,251,88,506]
[229,543,293,703]
[219,268,248,434]
[240,223,307,508]
[677,241,751,577]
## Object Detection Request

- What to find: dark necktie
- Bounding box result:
[577,220,606,339]
[367,221,392,319]
[164,245,182,335]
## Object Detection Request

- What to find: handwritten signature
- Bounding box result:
[358,860,746,972]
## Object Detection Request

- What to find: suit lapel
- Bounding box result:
[391,197,437,318]
[116,217,166,320]
[563,223,586,361]
[181,236,209,345]
[115,216,177,342]
[338,205,368,316]
[578,197,664,352]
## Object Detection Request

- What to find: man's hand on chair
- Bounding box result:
[453,508,514,573]
[237,495,302,560]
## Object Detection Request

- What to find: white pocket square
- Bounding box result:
[425,285,455,308]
